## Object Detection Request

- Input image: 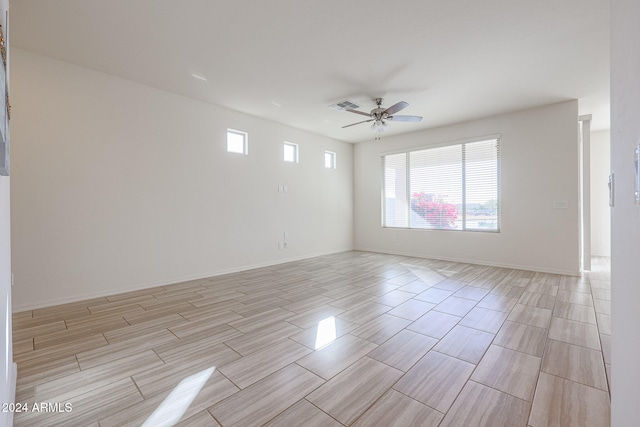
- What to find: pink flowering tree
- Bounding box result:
[410,192,458,229]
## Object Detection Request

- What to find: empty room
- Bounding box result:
[1,0,639,426]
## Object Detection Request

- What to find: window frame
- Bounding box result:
[283,141,299,163]
[226,129,248,155]
[324,151,337,169]
[381,135,501,233]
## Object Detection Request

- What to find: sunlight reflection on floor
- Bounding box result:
[142,366,216,427]
[315,316,337,349]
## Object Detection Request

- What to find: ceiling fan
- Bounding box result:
[341,98,422,139]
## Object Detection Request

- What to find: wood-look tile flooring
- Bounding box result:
[12,252,611,426]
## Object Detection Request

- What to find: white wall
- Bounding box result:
[354,101,580,275]
[0,176,12,427]
[611,0,640,425]
[0,0,14,423]
[590,130,611,256]
[0,180,12,427]
[10,49,354,311]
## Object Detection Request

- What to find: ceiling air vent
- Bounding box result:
[328,100,360,111]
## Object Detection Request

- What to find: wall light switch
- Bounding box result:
[609,173,615,207]
[635,145,640,205]
[284,231,288,239]
[283,185,288,193]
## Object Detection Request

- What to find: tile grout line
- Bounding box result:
[587,268,612,398]
[11,253,611,426]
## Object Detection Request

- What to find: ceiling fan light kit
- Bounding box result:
[371,119,389,140]
[333,98,423,140]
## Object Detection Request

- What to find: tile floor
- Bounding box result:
[11,252,611,426]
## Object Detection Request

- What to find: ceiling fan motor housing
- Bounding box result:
[371,107,386,119]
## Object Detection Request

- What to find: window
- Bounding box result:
[325,151,336,169]
[283,142,299,163]
[227,129,248,154]
[382,137,500,231]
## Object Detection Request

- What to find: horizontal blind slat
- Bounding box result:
[464,139,499,231]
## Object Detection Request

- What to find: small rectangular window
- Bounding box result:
[325,151,336,169]
[227,129,248,154]
[284,142,299,163]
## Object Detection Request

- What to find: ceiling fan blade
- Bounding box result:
[383,101,409,116]
[342,119,374,128]
[389,115,423,122]
[346,109,372,117]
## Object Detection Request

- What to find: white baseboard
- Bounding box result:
[354,247,581,276]
[12,247,354,312]
[14,246,581,312]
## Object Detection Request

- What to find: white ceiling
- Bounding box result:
[9,0,610,143]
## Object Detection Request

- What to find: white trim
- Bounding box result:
[380,133,502,156]
[11,248,354,312]
[11,246,582,311]
[579,118,592,270]
[354,247,581,277]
